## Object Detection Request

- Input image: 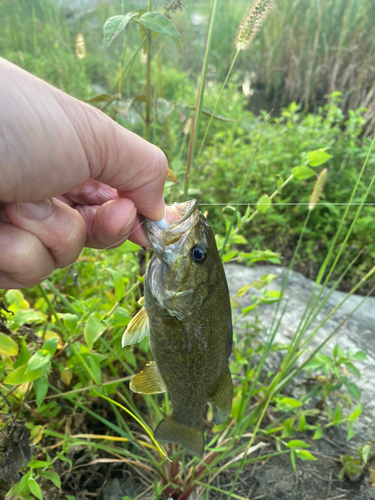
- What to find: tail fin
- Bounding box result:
[154,416,204,457]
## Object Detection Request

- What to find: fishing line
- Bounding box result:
[45,200,373,278]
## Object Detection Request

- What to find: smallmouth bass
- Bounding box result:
[122,200,233,457]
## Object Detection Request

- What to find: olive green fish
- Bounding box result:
[122,200,233,457]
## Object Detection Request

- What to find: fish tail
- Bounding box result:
[154,416,204,458]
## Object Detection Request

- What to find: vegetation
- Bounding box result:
[0,0,375,499]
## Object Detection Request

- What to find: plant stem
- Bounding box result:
[145,0,153,142]
[183,0,220,200]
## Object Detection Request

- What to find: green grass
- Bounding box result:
[0,0,375,498]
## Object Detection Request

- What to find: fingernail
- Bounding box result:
[119,208,137,238]
[18,200,53,220]
[156,197,166,221]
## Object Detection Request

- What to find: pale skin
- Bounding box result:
[0,58,168,289]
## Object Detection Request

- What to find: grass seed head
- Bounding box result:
[235,0,275,51]
[309,168,327,210]
[75,33,86,59]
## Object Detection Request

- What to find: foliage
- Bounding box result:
[0,0,375,499]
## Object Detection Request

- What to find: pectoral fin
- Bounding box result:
[209,369,233,425]
[130,361,167,394]
[122,301,149,347]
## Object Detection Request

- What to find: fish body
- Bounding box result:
[122,200,233,456]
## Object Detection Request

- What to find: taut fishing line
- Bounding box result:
[46,199,372,278]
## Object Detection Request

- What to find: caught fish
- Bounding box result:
[122,200,233,457]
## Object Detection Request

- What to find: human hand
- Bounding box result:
[0,58,167,289]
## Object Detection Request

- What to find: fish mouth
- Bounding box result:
[144,199,199,250]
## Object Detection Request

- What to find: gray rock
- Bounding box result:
[224,264,375,443]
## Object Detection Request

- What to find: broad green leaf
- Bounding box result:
[85,313,107,350]
[257,194,271,213]
[27,478,43,500]
[0,332,18,356]
[279,397,302,409]
[362,444,371,464]
[33,374,49,407]
[345,362,360,378]
[5,289,29,309]
[287,439,310,449]
[306,149,332,167]
[43,337,58,356]
[4,363,44,385]
[241,303,258,314]
[39,471,61,489]
[12,310,46,327]
[295,450,316,460]
[29,460,52,469]
[349,403,362,422]
[140,12,180,38]
[346,381,361,400]
[222,250,238,263]
[232,234,248,244]
[26,350,52,373]
[103,12,138,50]
[352,350,367,361]
[59,313,79,334]
[292,166,315,180]
[312,426,323,440]
[105,269,125,302]
[333,404,343,426]
[259,290,281,304]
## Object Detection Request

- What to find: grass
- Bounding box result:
[0,0,375,499]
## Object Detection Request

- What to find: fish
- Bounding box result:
[122,199,233,457]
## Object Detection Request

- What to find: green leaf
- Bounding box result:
[313,426,323,440]
[237,284,253,298]
[4,363,44,385]
[12,310,46,327]
[287,439,310,449]
[27,478,43,500]
[33,374,49,407]
[85,313,107,350]
[347,422,355,441]
[88,356,102,385]
[29,460,52,469]
[279,397,303,409]
[349,404,362,422]
[333,405,343,426]
[345,362,360,378]
[222,250,238,263]
[59,313,79,334]
[295,450,317,461]
[352,351,367,361]
[241,303,258,314]
[105,269,125,302]
[43,337,58,356]
[232,234,248,244]
[292,166,315,180]
[139,12,180,38]
[362,444,371,465]
[39,471,61,489]
[306,149,332,167]
[56,452,73,471]
[259,290,281,304]
[25,350,52,373]
[0,332,18,356]
[103,13,138,50]
[257,194,271,213]
[346,381,361,400]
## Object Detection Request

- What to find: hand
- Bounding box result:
[0,58,167,289]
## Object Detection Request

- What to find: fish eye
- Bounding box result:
[190,244,208,264]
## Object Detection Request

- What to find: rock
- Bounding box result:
[224,264,375,444]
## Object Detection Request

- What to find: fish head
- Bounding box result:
[144,199,222,319]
